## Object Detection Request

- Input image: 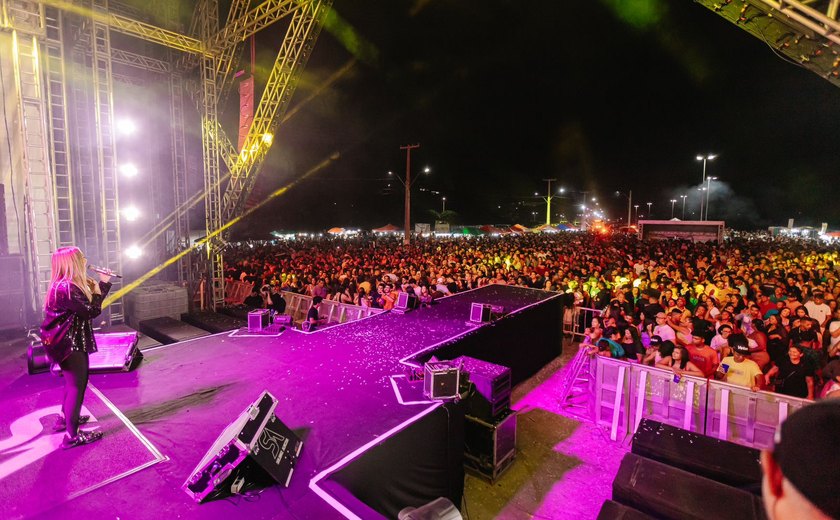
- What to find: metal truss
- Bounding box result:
[207,0,303,53]
[1,0,45,35]
[43,5,75,248]
[90,0,123,323]
[199,0,225,309]
[11,29,57,308]
[110,47,170,73]
[169,72,189,284]
[220,0,332,224]
[696,0,840,87]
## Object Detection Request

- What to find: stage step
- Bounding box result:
[139,317,210,345]
[181,311,246,334]
[632,419,762,492]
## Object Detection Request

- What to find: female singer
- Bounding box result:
[40,246,111,449]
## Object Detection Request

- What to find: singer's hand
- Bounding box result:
[93,281,102,295]
[98,272,112,284]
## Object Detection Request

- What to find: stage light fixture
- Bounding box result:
[122,206,141,221]
[262,133,274,145]
[120,163,138,177]
[125,245,143,259]
[117,118,137,136]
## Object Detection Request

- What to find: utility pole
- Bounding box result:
[400,144,420,245]
[542,178,557,225]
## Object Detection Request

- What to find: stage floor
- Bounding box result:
[0,285,626,519]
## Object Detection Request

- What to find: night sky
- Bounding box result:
[207,0,840,236]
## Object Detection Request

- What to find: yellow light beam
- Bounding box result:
[104,153,338,307]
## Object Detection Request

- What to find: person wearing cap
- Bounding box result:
[716,333,763,391]
[761,400,840,519]
[687,329,719,378]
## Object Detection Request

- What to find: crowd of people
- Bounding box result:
[224,231,840,401]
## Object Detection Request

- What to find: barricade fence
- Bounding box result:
[586,352,810,449]
[564,305,602,342]
[280,292,384,326]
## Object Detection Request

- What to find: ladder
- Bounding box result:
[11,30,56,309]
[557,345,594,420]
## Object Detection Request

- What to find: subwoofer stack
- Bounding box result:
[599,419,766,520]
[455,355,515,482]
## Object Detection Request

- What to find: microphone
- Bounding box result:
[88,265,123,279]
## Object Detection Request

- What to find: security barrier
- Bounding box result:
[563,306,602,342]
[280,292,383,326]
[587,355,811,449]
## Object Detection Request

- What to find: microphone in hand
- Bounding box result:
[88,265,122,279]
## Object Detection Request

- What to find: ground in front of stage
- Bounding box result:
[463,346,628,520]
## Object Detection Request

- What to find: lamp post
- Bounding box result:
[680,194,687,219]
[706,176,717,220]
[441,196,446,212]
[670,199,677,219]
[634,204,639,223]
[696,153,717,221]
[646,202,652,218]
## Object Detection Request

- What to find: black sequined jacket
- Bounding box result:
[40,280,112,364]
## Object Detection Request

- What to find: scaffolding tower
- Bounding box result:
[0,0,333,327]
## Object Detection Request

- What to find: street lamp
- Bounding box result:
[634,204,639,223]
[646,202,652,218]
[680,194,687,219]
[442,196,446,212]
[696,153,717,221]
[706,176,718,220]
[670,199,677,219]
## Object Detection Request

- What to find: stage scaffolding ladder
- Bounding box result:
[557,345,593,421]
[168,71,190,285]
[2,0,45,36]
[90,0,123,323]
[11,30,57,309]
[43,6,75,248]
[199,0,225,310]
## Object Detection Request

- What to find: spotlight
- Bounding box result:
[262,133,273,145]
[124,245,142,259]
[117,118,136,136]
[120,163,138,177]
[121,206,140,221]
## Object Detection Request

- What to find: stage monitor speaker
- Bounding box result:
[0,255,25,331]
[49,332,143,375]
[392,291,419,314]
[183,391,303,503]
[248,309,270,332]
[469,303,492,323]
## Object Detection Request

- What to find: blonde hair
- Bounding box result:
[45,246,93,308]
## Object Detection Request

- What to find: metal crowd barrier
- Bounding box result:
[587,355,810,449]
[224,280,255,305]
[563,305,602,341]
[280,292,384,326]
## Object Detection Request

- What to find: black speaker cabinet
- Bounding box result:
[612,453,767,520]
[464,409,516,482]
[183,391,303,503]
[452,356,512,421]
[632,419,761,491]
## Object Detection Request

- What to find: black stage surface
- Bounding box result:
[0,285,562,519]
